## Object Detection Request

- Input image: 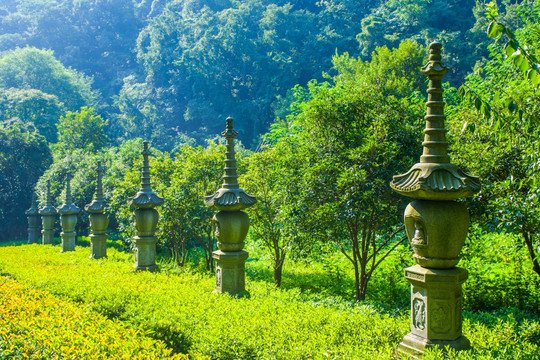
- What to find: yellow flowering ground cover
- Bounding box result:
[0,276,207,359]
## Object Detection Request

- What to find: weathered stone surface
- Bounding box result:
[213,210,250,252]
[60,213,77,252]
[204,117,256,211]
[129,141,162,271]
[26,193,41,244]
[90,233,108,260]
[86,161,109,259]
[132,236,158,272]
[205,118,255,296]
[128,141,164,209]
[398,265,470,358]
[39,181,56,245]
[58,175,79,252]
[392,42,479,358]
[213,250,249,297]
[404,200,469,268]
[390,42,480,201]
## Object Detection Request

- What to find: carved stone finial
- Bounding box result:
[39,181,57,216]
[26,193,39,216]
[205,117,256,211]
[390,42,480,200]
[85,160,108,213]
[58,175,80,215]
[128,141,164,209]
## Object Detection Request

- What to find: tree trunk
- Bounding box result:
[274,259,283,287]
[353,256,362,301]
[523,231,540,277]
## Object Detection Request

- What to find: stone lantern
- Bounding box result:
[25,193,41,244]
[391,42,480,358]
[57,174,80,252]
[205,117,256,296]
[39,180,57,245]
[128,141,164,271]
[85,160,109,259]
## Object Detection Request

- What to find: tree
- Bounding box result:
[452,0,540,277]
[155,143,225,269]
[357,0,481,85]
[0,47,98,110]
[259,41,425,300]
[0,88,65,142]
[0,121,52,241]
[241,141,310,287]
[56,107,109,152]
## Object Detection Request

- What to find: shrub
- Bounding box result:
[0,276,205,359]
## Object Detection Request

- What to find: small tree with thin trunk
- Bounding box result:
[242,141,308,287]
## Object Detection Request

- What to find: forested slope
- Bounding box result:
[1,0,490,148]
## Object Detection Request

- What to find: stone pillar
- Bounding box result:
[85,160,109,259]
[57,174,80,252]
[39,181,57,245]
[25,193,41,244]
[390,42,481,358]
[128,141,163,271]
[205,117,256,296]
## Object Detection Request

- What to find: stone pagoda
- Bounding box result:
[25,193,41,244]
[85,160,109,259]
[39,180,57,245]
[128,141,164,271]
[391,42,480,358]
[205,117,256,296]
[57,174,80,252]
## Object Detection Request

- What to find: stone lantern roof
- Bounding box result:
[39,181,57,216]
[391,42,480,200]
[205,117,256,211]
[57,174,80,215]
[128,141,164,209]
[25,193,39,216]
[85,160,108,213]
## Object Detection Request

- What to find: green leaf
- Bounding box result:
[513,54,524,68]
[505,42,517,57]
[487,21,505,38]
[519,58,530,72]
[527,69,540,85]
[474,97,482,110]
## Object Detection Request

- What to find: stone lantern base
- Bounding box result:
[28,227,41,244]
[213,250,249,297]
[41,215,56,245]
[133,236,158,272]
[60,232,76,252]
[398,265,470,359]
[60,214,78,252]
[90,234,108,259]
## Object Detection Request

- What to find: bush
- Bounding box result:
[461,227,540,314]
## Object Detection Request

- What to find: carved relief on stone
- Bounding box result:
[216,268,222,288]
[411,221,427,246]
[413,298,426,330]
[213,217,221,240]
[430,300,451,334]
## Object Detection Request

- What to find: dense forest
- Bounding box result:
[0,0,539,307]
